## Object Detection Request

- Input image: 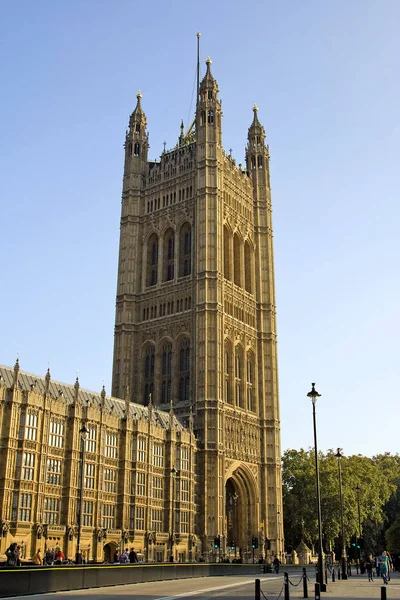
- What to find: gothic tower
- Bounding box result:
[112,60,284,559]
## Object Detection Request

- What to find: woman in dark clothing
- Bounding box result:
[365,556,374,581]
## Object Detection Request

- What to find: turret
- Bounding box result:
[196,58,222,146]
[124,91,149,180]
[246,105,269,175]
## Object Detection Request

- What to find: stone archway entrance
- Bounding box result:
[103,541,118,563]
[225,466,258,562]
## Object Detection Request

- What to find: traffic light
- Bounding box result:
[214,536,220,549]
[231,541,235,550]
[252,536,259,549]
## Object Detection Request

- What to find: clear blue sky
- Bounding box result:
[1,1,399,457]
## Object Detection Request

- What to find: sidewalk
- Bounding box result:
[288,572,400,600]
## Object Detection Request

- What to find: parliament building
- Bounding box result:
[0,58,284,564]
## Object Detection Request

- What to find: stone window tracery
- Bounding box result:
[147,233,159,287]
[178,339,190,403]
[163,229,175,282]
[144,346,155,404]
[161,343,172,404]
[179,223,192,277]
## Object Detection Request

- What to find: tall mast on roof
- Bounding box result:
[196,32,201,110]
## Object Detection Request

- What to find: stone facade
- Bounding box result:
[0,362,197,563]
[112,58,284,561]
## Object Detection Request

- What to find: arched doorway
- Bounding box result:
[225,466,259,562]
[103,541,119,563]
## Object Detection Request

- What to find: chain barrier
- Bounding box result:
[288,572,305,587]
[259,582,285,600]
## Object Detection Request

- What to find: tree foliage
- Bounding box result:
[386,518,400,554]
[282,449,400,555]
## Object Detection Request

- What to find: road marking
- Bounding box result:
[154,577,280,600]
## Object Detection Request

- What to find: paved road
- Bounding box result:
[2,570,399,600]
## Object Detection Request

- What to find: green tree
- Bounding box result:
[282,449,399,555]
[386,518,400,554]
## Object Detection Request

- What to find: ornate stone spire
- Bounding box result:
[13,357,20,390]
[100,384,106,411]
[74,376,80,404]
[45,367,51,395]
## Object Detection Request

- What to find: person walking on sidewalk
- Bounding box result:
[365,556,374,582]
[378,551,390,585]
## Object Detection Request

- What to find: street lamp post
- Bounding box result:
[169,467,177,563]
[335,449,347,580]
[355,485,362,570]
[307,383,326,592]
[75,424,88,564]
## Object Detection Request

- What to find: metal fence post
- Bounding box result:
[284,572,290,600]
[381,586,387,600]
[255,578,261,600]
[303,567,308,598]
[315,582,320,600]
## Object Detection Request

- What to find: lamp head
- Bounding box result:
[335,448,343,458]
[80,424,88,440]
[307,382,321,405]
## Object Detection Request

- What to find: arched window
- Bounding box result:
[147,234,158,286]
[134,142,140,156]
[235,347,244,408]
[247,352,255,412]
[178,339,190,403]
[179,223,192,277]
[244,241,252,293]
[233,234,241,287]
[207,110,214,124]
[163,229,175,282]
[258,155,263,168]
[223,225,231,280]
[160,343,172,404]
[224,342,233,404]
[135,123,140,134]
[143,346,155,405]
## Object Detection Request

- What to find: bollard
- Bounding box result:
[338,568,341,580]
[284,572,290,600]
[325,568,328,583]
[332,568,335,582]
[303,567,308,598]
[315,582,320,600]
[381,586,387,600]
[255,578,261,600]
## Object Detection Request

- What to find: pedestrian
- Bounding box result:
[54,548,64,564]
[5,543,18,567]
[129,547,138,563]
[365,556,374,582]
[32,548,43,565]
[273,556,280,574]
[378,551,389,585]
[45,548,54,566]
[376,555,380,578]
[119,550,128,563]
